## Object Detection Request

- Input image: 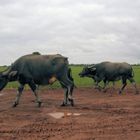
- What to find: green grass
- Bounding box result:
[70,65,93,87]
[0,65,140,89]
[132,65,140,83]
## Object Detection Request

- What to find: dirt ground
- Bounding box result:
[0,86,140,140]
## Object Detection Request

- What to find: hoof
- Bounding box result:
[119,90,122,94]
[103,90,107,93]
[95,87,102,91]
[135,91,139,95]
[61,102,67,107]
[12,102,18,108]
[68,99,74,106]
[38,101,42,107]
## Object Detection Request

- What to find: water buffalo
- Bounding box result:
[0,53,74,107]
[79,61,139,94]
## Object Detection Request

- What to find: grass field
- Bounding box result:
[0,65,140,89]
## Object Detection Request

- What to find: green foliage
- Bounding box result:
[0,65,140,89]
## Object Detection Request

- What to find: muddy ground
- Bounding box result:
[0,86,140,140]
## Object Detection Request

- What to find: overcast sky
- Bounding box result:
[0,0,140,65]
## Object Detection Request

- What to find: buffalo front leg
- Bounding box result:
[13,84,24,107]
[102,80,109,92]
[28,82,42,107]
[112,81,115,89]
[94,81,102,91]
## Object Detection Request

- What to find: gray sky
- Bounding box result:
[0,0,140,65]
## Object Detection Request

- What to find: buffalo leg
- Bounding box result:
[128,78,139,94]
[13,84,24,107]
[102,80,109,92]
[68,83,74,106]
[119,78,127,94]
[67,85,74,106]
[59,76,74,106]
[112,81,115,89]
[103,81,115,92]
[60,82,68,106]
[28,81,42,107]
[94,81,102,91]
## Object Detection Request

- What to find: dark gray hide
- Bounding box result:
[0,54,74,107]
[79,61,138,94]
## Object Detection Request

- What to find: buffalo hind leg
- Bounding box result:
[119,78,127,94]
[13,84,24,107]
[28,81,42,107]
[59,79,74,106]
[68,83,74,106]
[60,82,68,106]
[128,78,139,94]
[67,85,74,106]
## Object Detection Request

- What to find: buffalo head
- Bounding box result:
[0,70,18,91]
[0,73,8,91]
[79,65,96,77]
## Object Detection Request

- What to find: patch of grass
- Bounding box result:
[70,65,93,87]
[133,65,140,83]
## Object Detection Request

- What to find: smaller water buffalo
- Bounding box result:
[0,53,74,107]
[79,61,139,94]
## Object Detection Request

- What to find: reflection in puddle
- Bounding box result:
[49,112,81,119]
[0,94,3,96]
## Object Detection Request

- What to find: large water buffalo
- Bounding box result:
[79,61,139,94]
[0,53,74,107]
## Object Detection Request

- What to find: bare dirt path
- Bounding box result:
[0,87,140,140]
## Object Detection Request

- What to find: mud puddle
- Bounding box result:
[49,112,81,119]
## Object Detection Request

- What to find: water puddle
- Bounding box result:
[49,112,81,119]
[0,93,3,96]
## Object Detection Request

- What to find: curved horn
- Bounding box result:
[8,71,17,77]
[87,65,96,72]
[87,65,94,69]
[90,67,96,72]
